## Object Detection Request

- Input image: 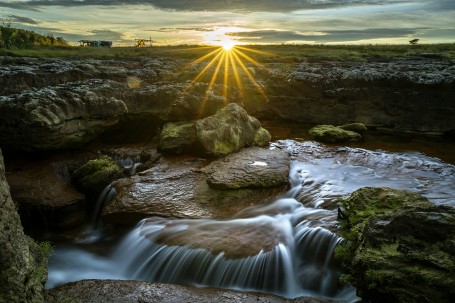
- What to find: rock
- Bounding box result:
[338,123,367,134]
[158,103,272,156]
[196,103,269,156]
[45,280,331,303]
[158,122,198,154]
[102,155,286,223]
[253,127,272,146]
[308,125,362,143]
[203,147,290,190]
[0,79,128,151]
[149,216,289,259]
[73,155,124,199]
[337,187,455,303]
[0,148,48,303]
[6,162,86,230]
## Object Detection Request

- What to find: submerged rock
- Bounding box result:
[203,147,290,190]
[45,280,332,303]
[0,149,48,303]
[337,187,455,303]
[308,125,362,143]
[158,103,272,156]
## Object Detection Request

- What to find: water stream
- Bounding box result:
[46,140,455,302]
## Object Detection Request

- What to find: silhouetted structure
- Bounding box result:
[135,37,153,47]
[79,40,112,47]
[409,39,419,45]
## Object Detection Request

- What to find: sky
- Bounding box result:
[0,0,454,46]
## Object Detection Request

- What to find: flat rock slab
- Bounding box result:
[45,280,337,303]
[204,147,290,189]
[103,154,286,223]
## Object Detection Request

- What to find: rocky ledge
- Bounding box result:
[1,56,454,151]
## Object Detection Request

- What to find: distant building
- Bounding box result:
[79,40,112,47]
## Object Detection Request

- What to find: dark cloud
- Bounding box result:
[227,28,420,43]
[0,0,426,13]
[7,14,40,24]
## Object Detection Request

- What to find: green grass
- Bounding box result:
[1,43,454,61]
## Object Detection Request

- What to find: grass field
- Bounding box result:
[1,43,454,62]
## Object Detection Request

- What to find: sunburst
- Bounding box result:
[186,42,271,117]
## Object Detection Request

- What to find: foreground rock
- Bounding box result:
[308,125,362,143]
[203,147,289,189]
[337,187,455,303]
[45,280,335,303]
[103,152,286,223]
[0,149,48,303]
[159,103,271,156]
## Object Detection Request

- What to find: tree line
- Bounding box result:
[0,23,68,48]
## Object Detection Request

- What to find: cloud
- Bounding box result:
[227,28,420,43]
[7,14,40,24]
[0,0,430,13]
[86,29,124,41]
[148,27,215,33]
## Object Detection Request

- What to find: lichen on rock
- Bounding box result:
[336,187,455,303]
[308,124,362,143]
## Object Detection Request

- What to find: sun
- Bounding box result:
[219,39,236,51]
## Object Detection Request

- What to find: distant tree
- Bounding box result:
[409,39,419,45]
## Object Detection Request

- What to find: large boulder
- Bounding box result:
[158,103,271,156]
[337,187,455,303]
[203,147,289,190]
[308,125,362,143]
[0,79,128,151]
[102,154,286,223]
[0,149,49,303]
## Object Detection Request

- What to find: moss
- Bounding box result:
[253,127,271,147]
[308,124,362,143]
[158,122,197,153]
[338,123,368,134]
[73,155,124,197]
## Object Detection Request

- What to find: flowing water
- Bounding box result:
[46,140,455,302]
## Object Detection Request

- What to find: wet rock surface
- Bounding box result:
[45,280,335,303]
[337,187,455,303]
[103,152,286,223]
[204,147,289,189]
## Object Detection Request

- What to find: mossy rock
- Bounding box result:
[308,124,362,143]
[337,187,455,302]
[338,123,367,134]
[253,127,272,147]
[73,155,124,198]
[195,103,270,156]
[158,122,197,154]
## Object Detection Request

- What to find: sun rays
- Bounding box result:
[186,44,271,117]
